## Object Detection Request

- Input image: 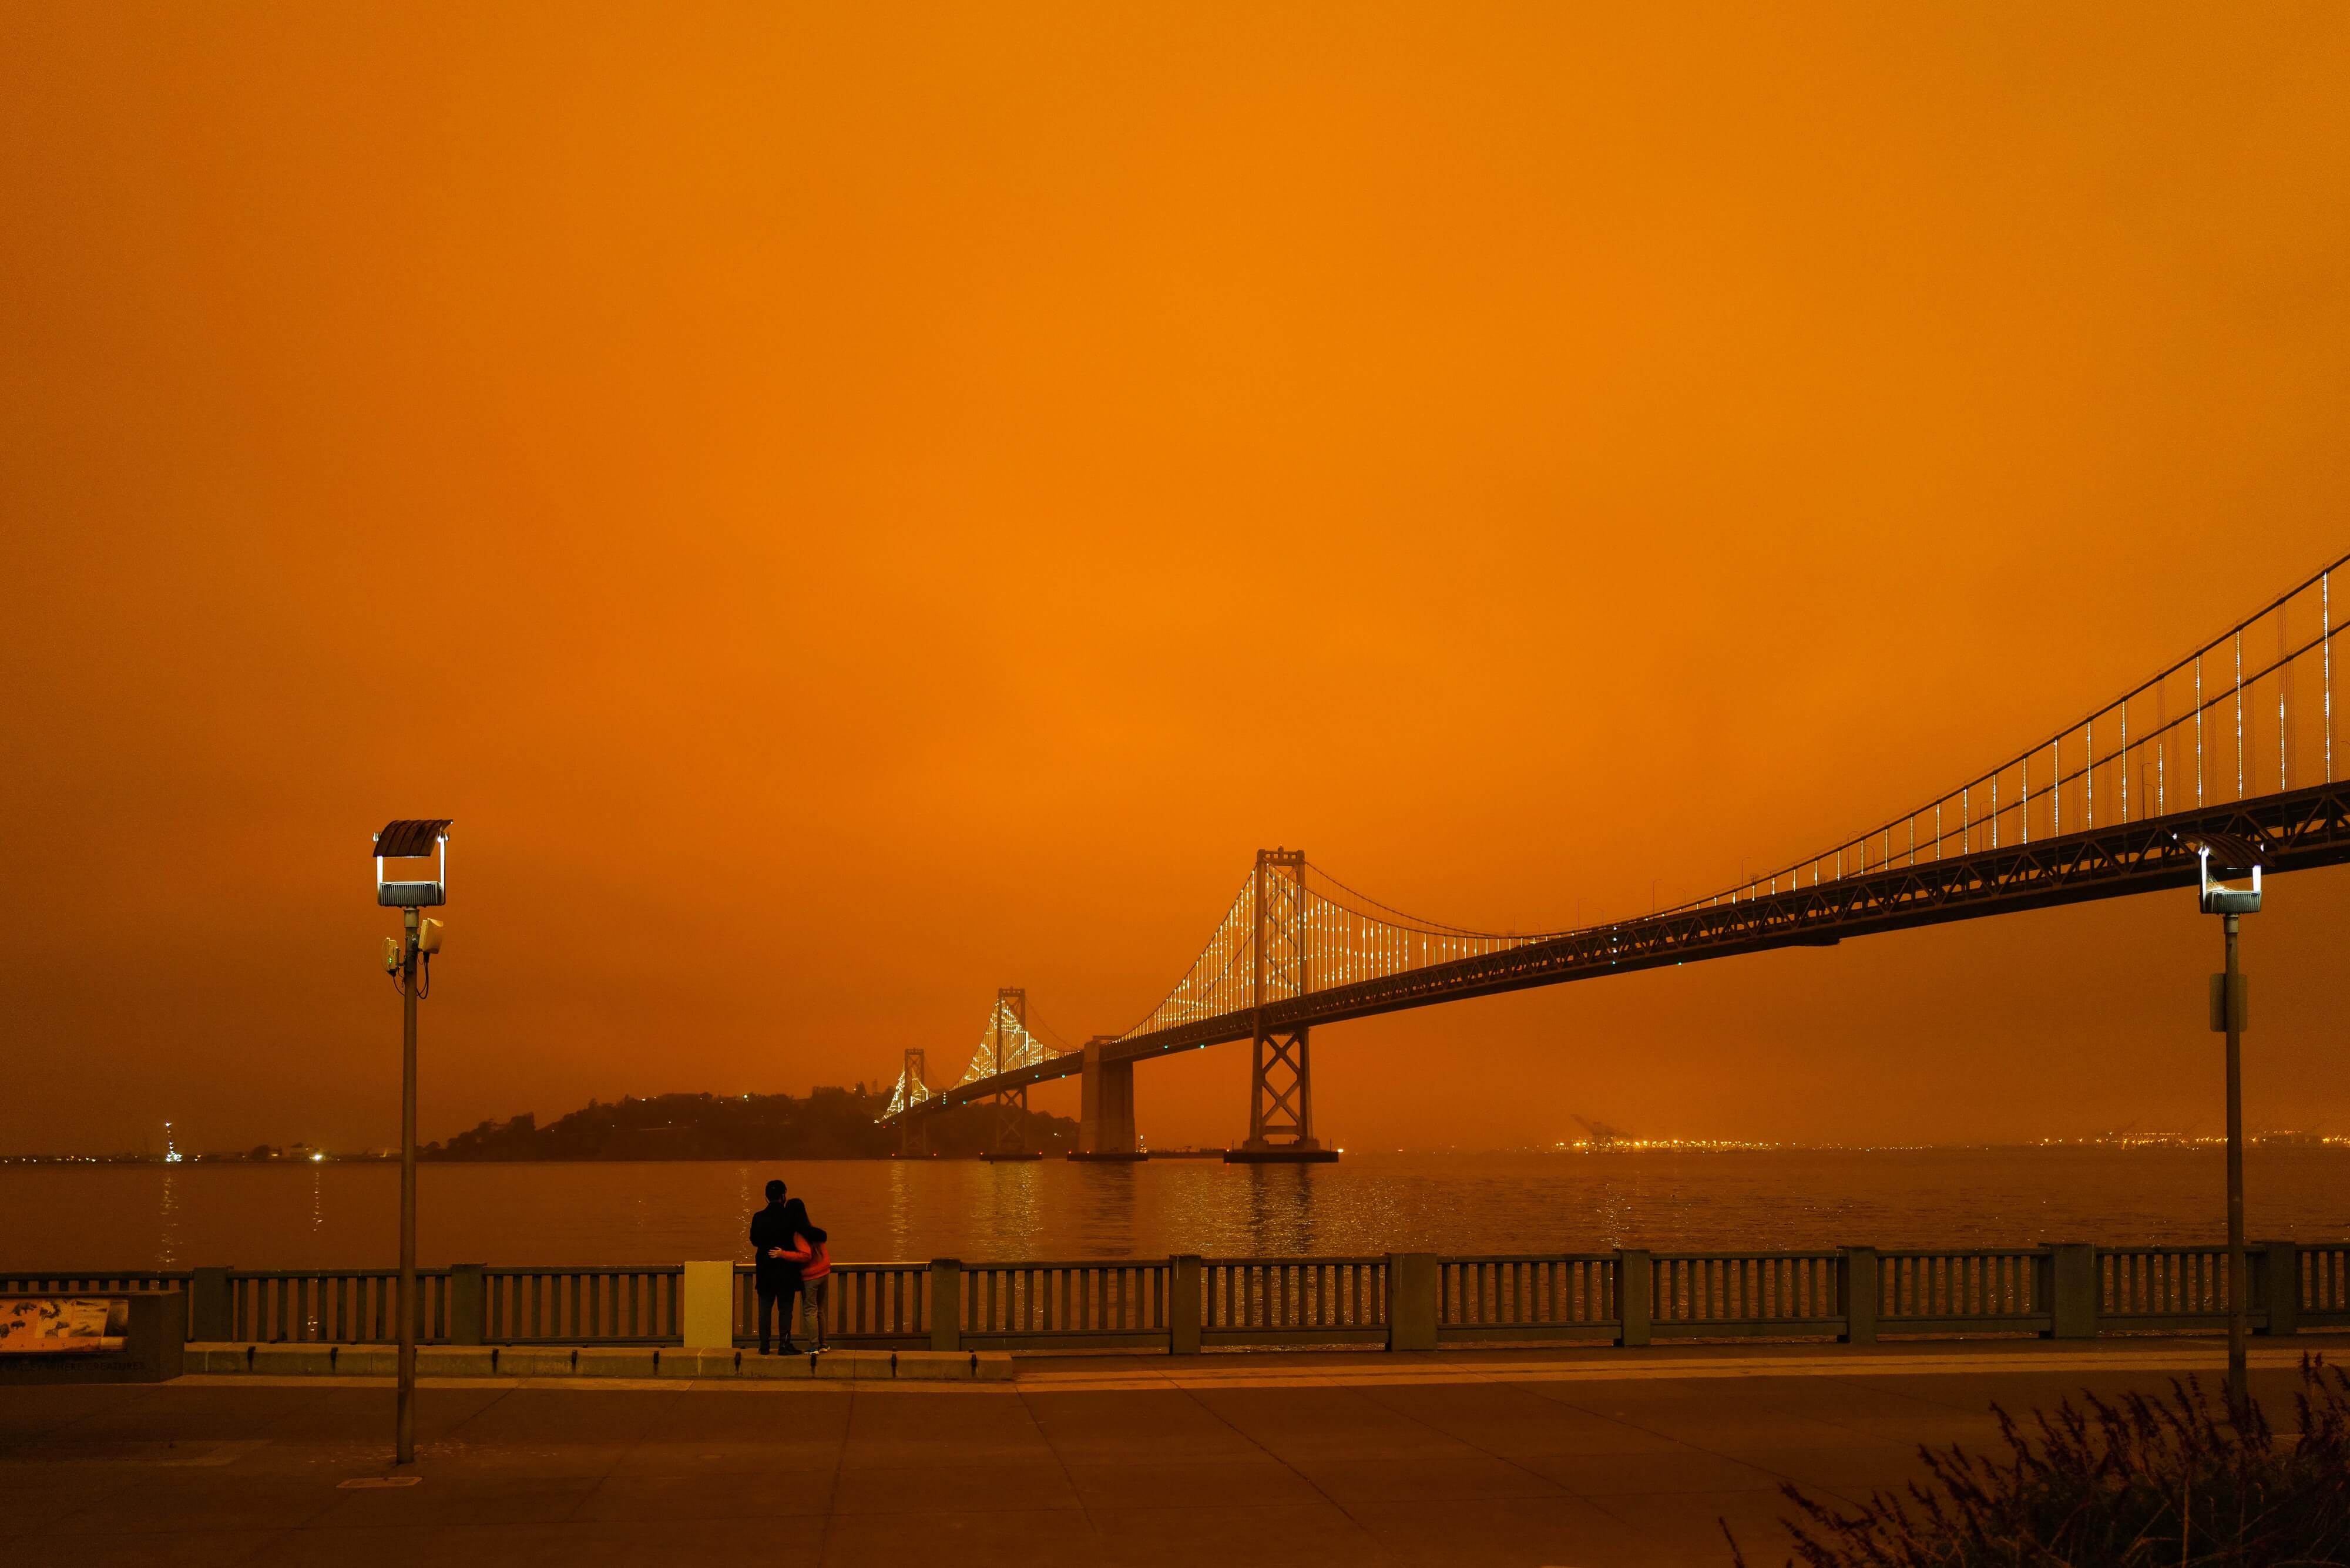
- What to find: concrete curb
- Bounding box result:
[181,1343,1012,1382]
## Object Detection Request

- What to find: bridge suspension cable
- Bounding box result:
[1675,551,2346,914]
[958,995,1065,1084]
[882,1055,931,1119]
[1110,555,2348,1043]
[891,550,2348,1127]
[1113,858,1569,1042]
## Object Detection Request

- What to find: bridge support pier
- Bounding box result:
[1227,1023,1337,1163]
[1073,1040,1142,1160]
[982,1086,1043,1160]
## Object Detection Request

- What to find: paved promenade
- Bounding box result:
[3,1339,2336,1567]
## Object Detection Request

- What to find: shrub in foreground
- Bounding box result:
[1726,1355,2350,1566]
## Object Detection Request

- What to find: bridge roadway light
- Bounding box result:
[373,818,451,1468]
[2179,830,2260,1405]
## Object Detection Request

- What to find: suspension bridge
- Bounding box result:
[882,555,2350,1161]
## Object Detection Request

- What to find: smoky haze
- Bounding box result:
[4,6,2348,1156]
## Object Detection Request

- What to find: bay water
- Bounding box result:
[4,1148,2344,1272]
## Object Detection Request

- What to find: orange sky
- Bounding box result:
[4,5,2348,1155]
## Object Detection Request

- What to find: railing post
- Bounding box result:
[1385,1253,1438,1352]
[1616,1250,1652,1348]
[2046,1243,2098,1339]
[681,1260,735,1349]
[190,1266,234,1342]
[1839,1247,1878,1345]
[1170,1255,1202,1355]
[447,1264,486,1345]
[2258,1241,2299,1337]
[929,1259,962,1352]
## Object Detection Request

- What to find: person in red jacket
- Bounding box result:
[774,1225,831,1353]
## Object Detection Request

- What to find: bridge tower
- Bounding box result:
[897,1048,929,1157]
[982,987,1043,1160]
[1230,848,1337,1163]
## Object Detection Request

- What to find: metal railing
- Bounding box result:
[1877,1248,2046,1334]
[0,1271,189,1295]
[966,1261,1166,1347]
[733,1263,930,1344]
[1205,1257,1385,1345]
[2101,1245,2238,1326]
[1652,1251,1844,1335]
[2302,1245,2350,1325]
[1439,1254,1615,1339]
[488,1267,679,1344]
[18,1240,2348,1354]
[247,1271,441,1345]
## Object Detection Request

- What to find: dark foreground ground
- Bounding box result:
[3,1339,2336,1567]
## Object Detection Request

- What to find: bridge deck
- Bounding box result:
[910,780,2350,1117]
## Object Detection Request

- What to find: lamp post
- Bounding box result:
[374,819,451,1466]
[2181,831,2261,1405]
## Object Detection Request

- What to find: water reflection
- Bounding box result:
[1594,1174,1631,1251]
[1236,1166,1320,1254]
[885,1159,915,1258]
[1067,1161,1139,1256]
[156,1166,181,1268]
[981,1161,1046,1257]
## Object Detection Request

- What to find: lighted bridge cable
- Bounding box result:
[958,995,1067,1085]
[1110,878,1259,1042]
[1297,860,1572,941]
[881,1052,934,1120]
[1112,866,1524,1042]
[1025,1011,1077,1052]
[884,996,1085,1122]
[1265,867,1563,1000]
[1290,875,1570,993]
[1661,550,2349,923]
[1098,856,1584,1049]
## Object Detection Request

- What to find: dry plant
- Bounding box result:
[1724,1354,2350,1566]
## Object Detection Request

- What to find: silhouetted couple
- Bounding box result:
[750,1178,831,1355]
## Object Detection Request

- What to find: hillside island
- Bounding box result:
[422,1087,1076,1161]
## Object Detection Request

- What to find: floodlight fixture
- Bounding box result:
[2177,830,2262,915]
[374,819,452,907]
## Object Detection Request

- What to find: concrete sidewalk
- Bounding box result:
[4,1337,2339,1567]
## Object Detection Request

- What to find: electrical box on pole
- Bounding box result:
[2208,972,2250,1033]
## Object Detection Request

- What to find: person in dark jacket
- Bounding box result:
[749,1178,811,1354]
